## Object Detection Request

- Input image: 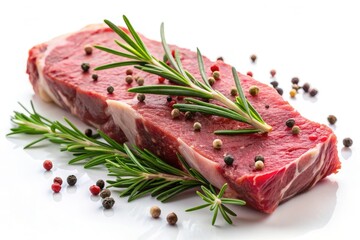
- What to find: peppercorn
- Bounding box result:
[89,185,101,196]
[343,138,353,148]
[171,109,180,119]
[184,111,193,120]
[126,69,133,75]
[254,160,264,171]
[81,63,90,72]
[166,96,172,102]
[210,64,219,72]
[246,71,253,77]
[107,86,114,94]
[302,83,310,93]
[125,76,133,85]
[230,87,237,96]
[291,77,299,84]
[193,122,202,131]
[270,69,276,77]
[292,84,301,92]
[249,86,260,96]
[208,77,215,86]
[290,89,297,98]
[85,128,93,137]
[265,105,270,109]
[150,206,161,218]
[84,44,93,55]
[217,56,224,61]
[137,93,145,102]
[137,77,144,86]
[270,80,278,88]
[100,189,111,199]
[254,155,265,163]
[66,175,77,186]
[286,118,295,128]
[43,160,53,171]
[89,75,98,83]
[51,183,61,193]
[250,54,257,63]
[169,100,177,108]
[309,88,318,97]
[327,115,337,125]
[166,212,178,225]
[53,177,63,185]
[102,197,115,209]
[292,125,300,135]
[224,154,234,166]
[158,76,165,83]
[213,139,223,149]
[96,179,105,189]
[212,71,220,80]
[276,87,283,95]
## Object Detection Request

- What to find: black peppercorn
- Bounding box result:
[265,104,270,109]
[327,115,337,125]
[166,212,178,225]
[81,63,90,72]
[276,87,283,95]
[309,88,318,97]
[250,54,257,63]
[67,175,77,186]
[270,80,279,88]
[302,83,310,93]
[184,111,193,120]
[107,86,114,94]
[126,69,133,75]
[100,189,111,199]
[291,77,299,84]
[85,128,92,137]
[96,179,105,189]
[286,118,295,128]
[343,138,353,148]
[254,155,265,163]
[102,197,115,209]
[92,74,98,81]
[217,56,224,61]
[166,96,172,102]
[224,154,234,166]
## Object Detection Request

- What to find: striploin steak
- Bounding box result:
[27,24,341,213]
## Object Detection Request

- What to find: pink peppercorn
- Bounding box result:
[51,183,61,193]
[210,64,219,72]
[53,177,63,185]
[169,100,177,108]
[158,77,165,83]
[43,160,53,171]
[89,185,101,196]
[247,71,253,77]
[270,69,276,77]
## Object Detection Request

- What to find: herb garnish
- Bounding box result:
[94,15,272,134]
[8,102,246,225]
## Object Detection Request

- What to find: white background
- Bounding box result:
[0,0,359,239]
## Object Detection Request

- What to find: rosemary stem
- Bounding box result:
[143,172,197,182]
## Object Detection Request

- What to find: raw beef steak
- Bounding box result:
[26,24,341,213]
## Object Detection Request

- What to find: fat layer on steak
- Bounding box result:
[26,25,341,213]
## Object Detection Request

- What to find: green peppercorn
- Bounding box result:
[254,155,265,163]
[107,86,114,94]
[193,122,202,131]
[137,93,145,102]
[100,189,111,199]
[96,179,105,190]
[230,87,237,96]
[166,212,178,225]
[150,206,161,218]
[171,109,180,119]
[249,86,260,96]
[327,115,337,125]
[66,175,77,186]
[102,197,115,209]
[286,118,295,128]
[224,154,234,166]
[292,125,300,135]
[212,71,220,80]
[302,83,310,93]
[81,63,90,72]
[291,77,299,84]
[343,138,353,148]
[184,111,193,120]
[92,74,98,81]
[125,76,133,85]
[213,139,223,149]
[126,69,133,75]
[208,77,215,86]
[254,160,265,170]
[84,44,93,55]
[137,77,144,86]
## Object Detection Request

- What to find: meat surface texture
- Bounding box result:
[26,24,341,213]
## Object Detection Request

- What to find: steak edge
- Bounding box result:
[26,24,341,213]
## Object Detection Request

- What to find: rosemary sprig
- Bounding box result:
[94,15,272,133]
[8,102,246,224]
[186,184,246,225]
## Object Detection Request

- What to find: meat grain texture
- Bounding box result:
[27,25,341,213]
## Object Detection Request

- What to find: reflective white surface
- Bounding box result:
[1,0,359,239]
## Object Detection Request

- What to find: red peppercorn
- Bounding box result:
[158,76,165,83]
[169,100,177,108]
[43,160,53,171]
[270,69,276,77]
[177,96,184,101]
[247,71,253,77]
[53,177,63,185]
[171,49,176,57]
[210,64,219,72]
[51,183,61,193]
[89,185,101,196]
